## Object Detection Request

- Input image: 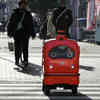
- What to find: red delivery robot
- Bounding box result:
[42,34,80,95]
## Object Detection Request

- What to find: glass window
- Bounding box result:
[49,45,74,59]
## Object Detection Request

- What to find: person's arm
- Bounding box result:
[26,12,36,38]
[7,11,16,37]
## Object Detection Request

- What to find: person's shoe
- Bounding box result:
[22,61,28,70]
[24,62,28,67]
[21,60,24,65]
[15,62,19,66]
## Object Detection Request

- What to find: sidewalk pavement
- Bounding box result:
[0,35,43,82]
[0,36,100,83]
[0,36,100,54]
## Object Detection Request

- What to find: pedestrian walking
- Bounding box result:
[39,14,56,40]
[7,0,35,68]
[52,0,73,38]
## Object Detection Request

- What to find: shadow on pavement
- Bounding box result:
[80,65,95,71]
[0,56,42,76]
[14,62,42,76]
[48,92,92,100]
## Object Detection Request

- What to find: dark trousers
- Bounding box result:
[14,37,29,64]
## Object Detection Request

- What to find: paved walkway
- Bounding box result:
[0,34,100,84]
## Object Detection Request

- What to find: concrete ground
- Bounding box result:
[0,32,100,84]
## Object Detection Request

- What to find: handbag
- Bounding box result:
[8,38,14,51]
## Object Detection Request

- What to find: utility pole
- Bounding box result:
[76,0,80,40]
[70,0,80,40]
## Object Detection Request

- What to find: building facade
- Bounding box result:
[0,0,19,22]
[69,0,88,40]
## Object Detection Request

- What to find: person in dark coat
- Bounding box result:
[7,0,35,68]
[52,1,73,38]
[39,16,48,40]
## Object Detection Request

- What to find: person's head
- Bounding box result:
[58,0,66,7]
[18,0,27,9]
